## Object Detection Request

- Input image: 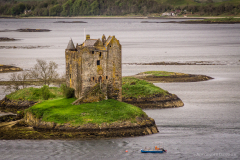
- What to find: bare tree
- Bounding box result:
[5,71,29,92]
[17,71,29,89]
[30,59,59,86]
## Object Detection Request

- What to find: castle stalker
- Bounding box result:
[65,34,122,104]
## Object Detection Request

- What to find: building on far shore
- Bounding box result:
[65,34,122,104]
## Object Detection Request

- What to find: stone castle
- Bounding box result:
[65,34,122,104]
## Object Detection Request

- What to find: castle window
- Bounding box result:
[99,52,101,57]
[106,76,108,79]
[70,74,71,79]
[92,51,94,54]
[92,77,94,81]
[97,60,100,65]
[98,76,102,82]
[109,45,111,48]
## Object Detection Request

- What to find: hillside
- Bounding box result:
[0,0,239,17]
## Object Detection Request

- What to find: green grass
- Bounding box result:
[122,77,168,98]
[143,71,176,77]
[26,98,147,125]
[6,87,63,101]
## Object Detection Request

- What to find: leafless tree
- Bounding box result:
[30,59,59,86]
[5,71,29,92]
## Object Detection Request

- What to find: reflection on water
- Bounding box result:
[0,19,240,160]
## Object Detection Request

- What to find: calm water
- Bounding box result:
[0,18,240,160]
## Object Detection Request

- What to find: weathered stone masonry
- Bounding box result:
[65,34,122,104]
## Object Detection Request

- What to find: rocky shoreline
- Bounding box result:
[0,64,23,73]
[123,93,184,109]
[0,111,158,140]
[0,96,159,139]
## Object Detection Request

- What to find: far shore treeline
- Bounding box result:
[0,0,240,17]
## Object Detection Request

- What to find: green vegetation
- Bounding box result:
[122,77,168,98]
[0,0,240,17]
[60,84,75,98]
[26,98,147,125]
[6,86,63,101]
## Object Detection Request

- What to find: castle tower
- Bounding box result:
[65,35,122,104]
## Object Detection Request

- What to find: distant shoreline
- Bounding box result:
[1,16,240,20]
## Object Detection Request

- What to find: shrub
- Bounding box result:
[61,84,75,98]
[41,85,51,100]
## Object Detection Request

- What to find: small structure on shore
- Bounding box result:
[65,34,122,104]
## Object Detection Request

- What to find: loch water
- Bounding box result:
[0,18,240,160]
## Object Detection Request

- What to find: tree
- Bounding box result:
[4,71,29,92]
[30,59,59,86]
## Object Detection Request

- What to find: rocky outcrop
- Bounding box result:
[123,93,184,109]
[0,97,36,113]
[0,114,17,122]
[24,111,159,138]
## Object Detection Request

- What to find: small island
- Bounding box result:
[133,71,213,83]
[0,29,51,32]
[0,64,23,73]
[54,21,87,23]
[0,37,18,41]
[161,18,240,24]
[122,76,183,109]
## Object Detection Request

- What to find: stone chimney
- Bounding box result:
[86,34,90,40]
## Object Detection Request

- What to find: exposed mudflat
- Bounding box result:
[0,45,50,49]
[0,37,19,41]
[0,29,51,32]
[161,21,240,24]
[125,61,226,65]
[0,64,23,73]
[54,21,87,23]
[141,20,240,24]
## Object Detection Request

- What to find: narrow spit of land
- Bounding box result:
[0,65,22,73]
[132,71,213,83]
[160,18,240,24]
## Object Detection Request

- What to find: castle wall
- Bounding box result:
[65,35,122,103]
[81,47,108,100]
[106,38,122,101]
[65,50,82,98]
